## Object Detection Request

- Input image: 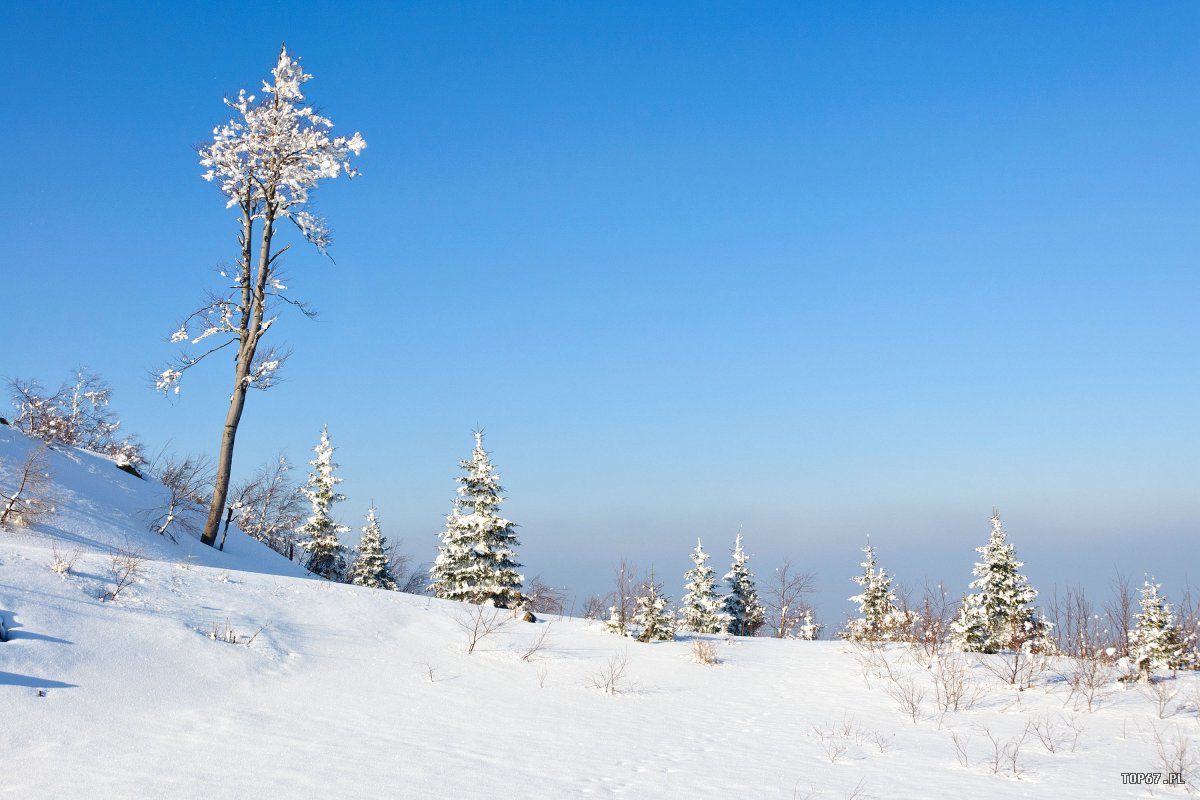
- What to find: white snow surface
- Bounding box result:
[1,426,1197,799]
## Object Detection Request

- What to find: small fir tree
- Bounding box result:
[633,572,676,643]
[796,609,823,641]
[722,532,766,637]
[429,431,526,608]
[679,539,728,634]
[842,542,906,641]
[1127,580,1190,682]
[296,426,350,580]
[349,506,397,590]
[950,510,1048,654]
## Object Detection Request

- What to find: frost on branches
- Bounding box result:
[841,542,912,642]
[633,573,676,643]
[951,511,1051,654]
[349,506,398,590]
[678,539,728,634]
[9,370,144,467]
[1127,580,1194,682]
[722,533,766,637]
[158,45,365,548]
[297,427,350,580]
[429,432,526,609]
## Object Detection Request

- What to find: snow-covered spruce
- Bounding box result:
[348,506,397,590]
[722,533,766,637]
[841,542,911,642]
[678,539,728,634]
[296,426,350,580]
[633,573,676,643]
[950,510,1051,654]
[429,431,526,609]
[1127,580,1193,682]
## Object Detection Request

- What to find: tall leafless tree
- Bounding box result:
[156,47,365,547]
[762,559,816,638]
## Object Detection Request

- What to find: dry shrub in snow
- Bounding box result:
[588,652,631,695]
[0,444,53,529]
[99,546,146,602]
[691,639,720,666]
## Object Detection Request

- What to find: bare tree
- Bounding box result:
[1049,585,1118,712]
[1105,571,1135,659]
[762,559,816,638]
[155,47,365,548]
[526,574,568,616]
[146,454,213,542]
[232,456,305,558]
[603,559,640,635]
[0,444,53,529]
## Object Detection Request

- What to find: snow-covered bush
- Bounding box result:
[632,574,675,643]
[9,370,144,467]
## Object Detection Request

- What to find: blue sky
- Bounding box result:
[3,2,1197,622]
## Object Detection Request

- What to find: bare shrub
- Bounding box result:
[867,730,894,754]
[950,731,971,768]
[146,454,213,541]
[525,575,568,616]
[208,619,267,646]
[979,723,1032,778]
[1049,585,1119,712]
[48,543,80,578]
[1151,724,1198,791]
[519,623,552,662]
[884,675,926,723]
[691,639,721,666]
[581,593,606,620]
[931,652,985,713]
[1030,712,1084,754]
[453,604,512,654]
[1143,679,1183,720]
[228,455,306,559]
[906,582,954,666]
[0,444,54,529]
[99,546,146,602]
[588,652,631,695]
[977,644,1050,690]
[602,559,640,635]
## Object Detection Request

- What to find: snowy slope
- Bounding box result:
[1,427,1197,799]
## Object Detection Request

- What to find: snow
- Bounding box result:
[1,425,1197,798]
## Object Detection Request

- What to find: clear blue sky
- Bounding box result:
[3,1,1197,623]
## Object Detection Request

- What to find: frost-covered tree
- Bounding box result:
[1127,580,1190,682]
[233,455,306,559]
[679,539,728,634]
[842,542,909,642]
[10,370,144,467]
[157,46,366,547]
[349,506,397,590]
[429,432,526,608]
[722,532,766,637]
[297,427,349,580]
[796,609,823,641]
[951,511,1048,654]
[633,572,676,643]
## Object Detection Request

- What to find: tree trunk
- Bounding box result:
[201,377,250,546]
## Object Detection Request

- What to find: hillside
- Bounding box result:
[1,426,1196,799]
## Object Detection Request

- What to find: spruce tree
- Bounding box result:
[843,542,903,641]
[297,426,349,580]
[722,532,766,636]
[349,506,397,590]
[429,431,526,608]
[950,510,1046,653]
[679,539,727,634]
[1127,580,1189,682]
[633,572,676,642]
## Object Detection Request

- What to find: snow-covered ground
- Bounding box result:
[2,426,1197,799]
